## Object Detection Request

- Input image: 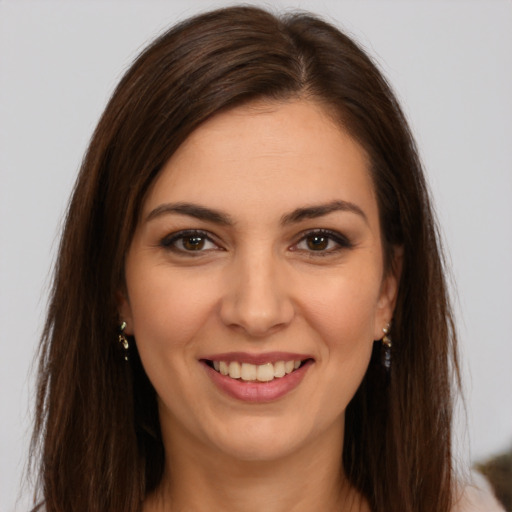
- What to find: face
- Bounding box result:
[119,99,399,463]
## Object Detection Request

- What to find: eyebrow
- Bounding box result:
[145,202,235,225]
[281,200,368,226]
[145,199,367,226]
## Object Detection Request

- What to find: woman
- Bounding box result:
[29,6,502,512]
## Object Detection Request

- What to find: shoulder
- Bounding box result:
[451,472,505,512]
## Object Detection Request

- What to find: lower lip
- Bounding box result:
[202,360,313,403]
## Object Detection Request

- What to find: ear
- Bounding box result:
[373,245,403,340]
[116,289,134,335]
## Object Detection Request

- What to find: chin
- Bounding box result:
[211,428,305,462]
[201,412,339,464]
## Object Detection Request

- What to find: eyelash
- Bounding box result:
[160,230,220,255]
[292,229,353,256]
[159,229,353,256]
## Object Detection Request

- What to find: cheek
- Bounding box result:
[126,263,222,357]
[125,267,224,420]
[289,270,381,428]
[299,269,382,346]
[297,266,382,396]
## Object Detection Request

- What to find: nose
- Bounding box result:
[219,250,295,337]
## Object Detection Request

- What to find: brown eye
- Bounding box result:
[182,235,206,251]
[306,235,329,251]
[293,230,353,255]
[161,230,219,253]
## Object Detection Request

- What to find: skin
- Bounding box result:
[119,99,400,512]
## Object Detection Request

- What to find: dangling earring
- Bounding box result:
[381,323,392,371]
[118,321,129,361]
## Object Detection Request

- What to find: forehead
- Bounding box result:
[143,99,378,226]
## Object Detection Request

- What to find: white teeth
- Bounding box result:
[274,360,285,378]
[219,361,229,376]
[228,361,241,379]
[241,362,257,381]
[256,363,274,382]
[212,359,304,381]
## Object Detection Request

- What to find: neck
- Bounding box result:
[144,418,368,512]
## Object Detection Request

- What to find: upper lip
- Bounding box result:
[200,351,314,365]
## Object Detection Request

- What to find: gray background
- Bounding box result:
[1,1,511,510]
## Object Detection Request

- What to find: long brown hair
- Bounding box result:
[31,6,459,511]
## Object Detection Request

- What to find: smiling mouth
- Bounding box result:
[204,359,311,382]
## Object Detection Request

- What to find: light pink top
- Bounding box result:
[452,473,505,512]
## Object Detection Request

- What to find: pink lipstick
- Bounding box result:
[200,352,314,402]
